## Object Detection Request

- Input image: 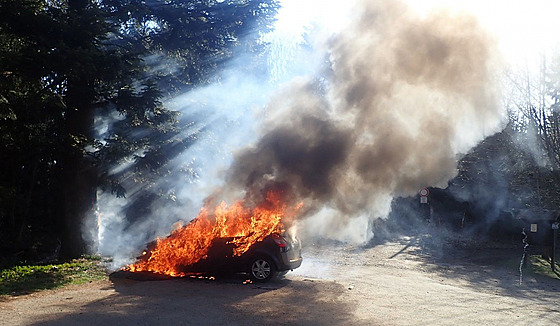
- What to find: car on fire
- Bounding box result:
[181,232,303,282]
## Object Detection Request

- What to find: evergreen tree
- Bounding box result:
[0,0,278,261]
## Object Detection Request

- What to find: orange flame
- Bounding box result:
[125,189,300,277]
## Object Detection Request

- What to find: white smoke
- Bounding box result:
[225,0,505,243]
[92,0,507,266]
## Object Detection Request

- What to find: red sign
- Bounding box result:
[420,188,429,197]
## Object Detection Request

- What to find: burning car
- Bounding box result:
[125,187,303,281]
[134,232,302,282]
[182,233,302,282]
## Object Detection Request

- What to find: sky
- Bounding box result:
[275,0,560,67]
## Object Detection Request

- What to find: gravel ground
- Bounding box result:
[1,232,559,326]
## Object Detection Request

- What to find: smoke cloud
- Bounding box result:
[222,0,504,239]
[94,0,506,264]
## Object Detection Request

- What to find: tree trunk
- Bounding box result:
[58,0,98,258]
[59,77,97,258]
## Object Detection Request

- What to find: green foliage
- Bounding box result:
[452,122,560,210]
[0,0,279,259]
[529,255,560,280]
[102,0,279,92]
[0,256,106,296]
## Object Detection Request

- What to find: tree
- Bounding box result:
[425,56,560,235]
[505,56,560,172]
[0,0,279,261]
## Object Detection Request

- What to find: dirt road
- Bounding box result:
[1,234,559,326]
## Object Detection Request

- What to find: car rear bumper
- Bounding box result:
[278,255,302,271]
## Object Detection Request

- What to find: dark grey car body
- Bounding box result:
[182,233,303,282]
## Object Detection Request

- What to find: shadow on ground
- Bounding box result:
[375,226,560,302]
[27,272,356,326]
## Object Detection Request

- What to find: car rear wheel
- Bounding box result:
[249,257,277,282]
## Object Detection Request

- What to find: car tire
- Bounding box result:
[249,256,277,282]
[277,270,288,278]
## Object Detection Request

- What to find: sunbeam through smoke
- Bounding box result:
[94,0,506,268]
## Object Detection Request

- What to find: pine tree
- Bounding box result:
[0,0,278,260]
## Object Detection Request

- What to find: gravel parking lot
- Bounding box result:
[2,232,559,326]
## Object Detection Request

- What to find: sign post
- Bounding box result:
[553,222,559,272]
[419,188,429,204]
[419,188,430,221]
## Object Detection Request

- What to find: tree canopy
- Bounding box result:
[0,0,279,262]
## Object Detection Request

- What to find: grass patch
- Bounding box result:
[529,255,560,280]
[0,256,107,296]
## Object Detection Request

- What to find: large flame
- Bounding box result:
[125,189,300,276]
